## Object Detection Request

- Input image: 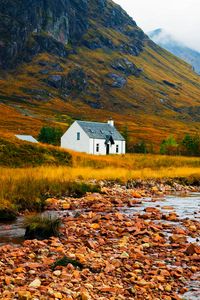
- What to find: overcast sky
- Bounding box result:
[115,0,200,52]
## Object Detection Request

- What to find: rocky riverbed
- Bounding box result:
[0,182,200,299]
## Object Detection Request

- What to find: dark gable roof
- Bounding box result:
[76,121,125,141]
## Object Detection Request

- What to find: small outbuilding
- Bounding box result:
[15,135,38,143]
[61,120,126,155]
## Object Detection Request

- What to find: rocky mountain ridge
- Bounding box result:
[0,0,146,69]
[0,0,200,145]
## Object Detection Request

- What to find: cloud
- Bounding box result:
[114,0,200,52]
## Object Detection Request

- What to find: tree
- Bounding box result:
[121,125,130,152]
[160,135,178,155]
[181,133,200,156]
[133,140,148,153]
[38,126,63,146]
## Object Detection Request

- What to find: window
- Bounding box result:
[116,145,119,153]
[77,132,80,140]
[96,144,99,152]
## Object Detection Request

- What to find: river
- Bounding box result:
[0,193,199,299]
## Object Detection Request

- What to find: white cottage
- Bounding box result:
[61,120,126,155]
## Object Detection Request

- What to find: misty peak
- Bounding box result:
[148,28,200,74]
[148,28,178,46]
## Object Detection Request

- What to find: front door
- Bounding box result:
[106,144,110,155]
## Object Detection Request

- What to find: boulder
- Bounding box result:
[47,75,62,89]
[64,68,88,92]
[111,58,142,77]
[107,73,127,88]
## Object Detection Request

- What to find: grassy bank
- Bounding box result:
[0,137,72,167]
[0,153,200,216]
[71,151,200,169]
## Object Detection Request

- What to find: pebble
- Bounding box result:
[0,184,199,300]
[29,278,41,288]
[53,270,62,276]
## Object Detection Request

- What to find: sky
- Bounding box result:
[114,0,200,52]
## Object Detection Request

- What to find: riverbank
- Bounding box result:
[1,157,200,217]
[0,184,199,299]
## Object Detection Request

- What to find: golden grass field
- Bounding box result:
[1,151,200,214]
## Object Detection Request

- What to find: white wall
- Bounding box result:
[89,139,126,155]
[61,122,90,153]
[89,139,107,155]
[110,140,126,154]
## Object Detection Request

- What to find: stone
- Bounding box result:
[111,58,142,77]
[62,68,88,93]
[62,202,71,210]
[81,291,91,300]
[107,73,127,88]
[18,291,32,300]
[29,278,41,288]
[120,251,129,258]
[163,80,177,88]
[169,234,187,244]
[53,270,62,276]
[54,292,63,299]
[185,244,200,255]
[164,284,172,292]
[189,225,197,231]
[47,75,62,89]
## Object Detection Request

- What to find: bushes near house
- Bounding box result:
[181,134,200,156]
[160,135,179,155]
[159,134,200,156]
[38,126,63,146]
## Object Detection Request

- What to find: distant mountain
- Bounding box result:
[149,28,200,74]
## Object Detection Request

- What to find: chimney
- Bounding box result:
[108,119,114,127]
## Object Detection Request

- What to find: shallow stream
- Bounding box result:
[0,193,199,299]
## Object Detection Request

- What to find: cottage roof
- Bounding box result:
[76,121,125,141]
[15,135,38,143]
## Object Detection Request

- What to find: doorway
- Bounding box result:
[106,144,110,155]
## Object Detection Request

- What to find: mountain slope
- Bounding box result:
[0,0,200,148]
[149,28,200,75]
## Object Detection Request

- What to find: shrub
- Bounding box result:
[160,135,178,155]
[51,256,84,270]
[24,215,62,240]
[38,126,63,146]
[0,201,17,221]
[181,134,200,156]
[67,182,100,197]
[133,141,148,154]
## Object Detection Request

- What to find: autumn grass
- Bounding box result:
[70,152,200,170]
[0,167,100,213]
[0,153,200,214]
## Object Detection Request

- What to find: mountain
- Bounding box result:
[149,28,200,75]
[0,0,200,148]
